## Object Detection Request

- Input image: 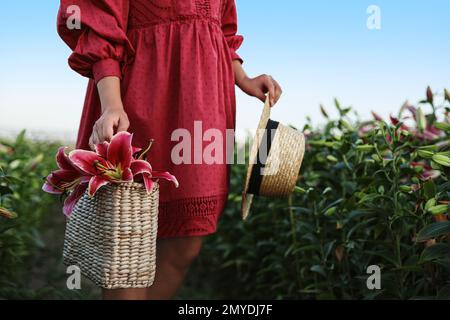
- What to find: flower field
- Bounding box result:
[1,88,450,299]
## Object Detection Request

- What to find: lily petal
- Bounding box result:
[142,174,155,194]
[69,150,107,175]
[130,160,152,176]
[122,168,134,182]
[107,131,133,169]
[152,171,179,188]
[88,175,109,197]
[371,111,383,122]
[51,169,83,183]
[95,142,109,158]
[420,170,441,181]
[42,176,63,194]
[63,183,88,217]
[42,169,82,194]
[56,147,76,171]
[132,146,142,157]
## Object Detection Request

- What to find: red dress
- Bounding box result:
[57,0,243,238]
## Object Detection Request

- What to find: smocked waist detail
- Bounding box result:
[128,0,223,30]
[128,14,221,30]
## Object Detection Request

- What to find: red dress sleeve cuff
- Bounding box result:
[227,35,244,64]
[230,50,243,64]
[92,58,122,83]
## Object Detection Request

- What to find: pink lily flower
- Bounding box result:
[371,111,383,122]
[410,161,441,181]
[43,131,179,216]
[69,131,134,197]
[130,160,179,193]
[358,123,376,136]
[389,115,410,131]
[42,147,89,216]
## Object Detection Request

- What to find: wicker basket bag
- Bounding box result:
[63,182,159,289]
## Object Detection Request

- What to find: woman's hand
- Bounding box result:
[233,61,282,106]
[89,106,129,149]
[238,75,282,106]
[88,76,130,150]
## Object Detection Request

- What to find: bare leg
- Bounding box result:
[146,236,203,300]
[102,288,147,300]
[102,236,203,300]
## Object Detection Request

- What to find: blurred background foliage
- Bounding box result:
[1,88,450,299]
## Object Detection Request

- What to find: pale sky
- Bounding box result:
[0,1,449,142]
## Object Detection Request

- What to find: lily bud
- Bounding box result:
[445,89,450,102]
[371,111,382,121]
[426,86,433,104]
[326,155,338,163]
[425,198,436,211]
[416,107,426,133]
[417,149,434,159]
[356,144,374,152]
[427,204,448,216]
[339,119,353,131]
[432,153,450,167]
[399,185,412,193]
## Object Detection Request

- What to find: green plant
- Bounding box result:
[0,131,96,299]
[2,89,450,300]
[182,88,450,300]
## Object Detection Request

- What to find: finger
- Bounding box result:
[88,135,95,151]
[273,79,283,105]
[96,122,108,144]
[102,121,114,142]
[92,124,101,145]
[264,75,276,106]
[253,88,267,103]
[116,116,130,132]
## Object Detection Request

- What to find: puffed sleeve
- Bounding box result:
[221,0,244,64]
[57,0,135,83]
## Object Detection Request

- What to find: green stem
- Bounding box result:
[288,195,303,291]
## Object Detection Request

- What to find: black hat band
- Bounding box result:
[247,119,280,196]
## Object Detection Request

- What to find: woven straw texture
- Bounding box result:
[259,125,305,197]
[242,95,306,220]
[63,182,159,289]
[242,97,272,197]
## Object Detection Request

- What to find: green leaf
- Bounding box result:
[435,122,450,131]
[0,185,13,196]
[420,244,450,262]
[14,129,26,146]
[416,221,450,242]
[324,207,337,216]
[423,179,436,199]
[310,265,327,277]
[334,98,342,113]
[294,186,306,194]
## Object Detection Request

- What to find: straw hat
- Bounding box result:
[242,95,306,220]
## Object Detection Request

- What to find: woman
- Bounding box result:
[57,0,282,300]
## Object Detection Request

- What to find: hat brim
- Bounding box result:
[242,96,272,220]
